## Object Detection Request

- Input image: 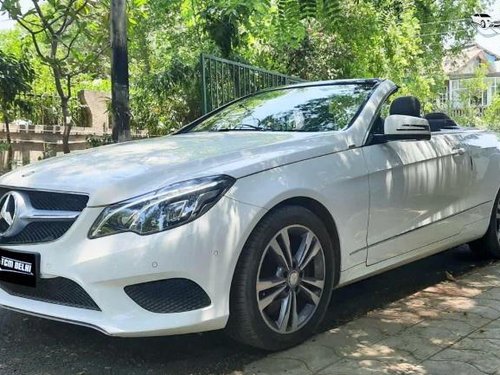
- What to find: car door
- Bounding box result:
[363,120,473,266]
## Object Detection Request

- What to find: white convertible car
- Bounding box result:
[471,13,500,29]
[0,79,499,350]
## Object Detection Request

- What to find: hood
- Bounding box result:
[0,132,348,206]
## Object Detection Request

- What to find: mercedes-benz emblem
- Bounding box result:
[0,192,22,237]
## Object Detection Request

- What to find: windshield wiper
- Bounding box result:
[211,123,265,132]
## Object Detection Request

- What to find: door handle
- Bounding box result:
[452,147,465,156]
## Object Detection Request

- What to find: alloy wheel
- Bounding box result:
[256,225,326,334]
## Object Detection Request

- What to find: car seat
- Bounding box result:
[424,112,460,132]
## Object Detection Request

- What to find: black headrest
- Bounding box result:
[424,112,459,131]
[389,96,421,117]
[424,112,455,122]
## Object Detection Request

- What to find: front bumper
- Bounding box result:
[0,196,263,337]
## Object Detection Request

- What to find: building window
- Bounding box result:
[448,77,497,108]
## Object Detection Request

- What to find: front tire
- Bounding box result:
[470,190,500,258]
[226,205,336,351]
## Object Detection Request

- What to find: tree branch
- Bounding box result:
[54,0,78,34]
[31,0,56,35]
[66,75,71,99]
[59,29,83,61]
[16,17,44,35]
[16,19,52,64]
[68,44,109,78]
[56,0,90,35]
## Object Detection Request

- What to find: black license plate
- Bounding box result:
[0,249,38,287]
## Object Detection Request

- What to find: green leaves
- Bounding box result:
[0,0,484,137]
[2,0,109,92]
[276,0,341,23]
[0,51,34,118]
[0,0,22,19]
[484,94,500,131]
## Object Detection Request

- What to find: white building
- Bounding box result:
[443,44,500,109]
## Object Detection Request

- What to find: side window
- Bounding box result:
[371,98,392,135]
[380,100,391,119]
[366,92,399,145]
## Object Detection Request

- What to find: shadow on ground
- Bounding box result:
[0,245,492,375]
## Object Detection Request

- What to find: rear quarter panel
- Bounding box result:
[463,130,500,230]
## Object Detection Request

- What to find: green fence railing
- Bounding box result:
[200,54,305,114]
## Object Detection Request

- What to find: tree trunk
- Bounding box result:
[3,111,13,171]
[111,0,131,143]
[61,97,71,154]
[51,66,72,154]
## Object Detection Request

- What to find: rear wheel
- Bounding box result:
[226,206,336,351]
[470,190,500,258]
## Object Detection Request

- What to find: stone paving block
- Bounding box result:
[318,357,426,375]
[341,316,408,340]
[423,281,485,298]
[477,266,500,277]
[469,298,500,318]
[427,294,477,313]
[268,341,341,373]
[470,326,500,337]
[422,316,478,333]
[475,287,500,302]
[391,291,480,320]
[482,318,500,328]
[420,309,491,328]
[396,292,442,313]
[465,303,500,321]
[373,319,475,361]
[463,273,500,289]
[368,308,423,328]
[243,263,500,375]
[429,337,500,373]
[243,356,312,375]
[373,335,443,361]
[311,320,391,358]
[420,360,490,375]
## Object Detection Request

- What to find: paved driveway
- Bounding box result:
[0,246,493,375]
[244,249,500,375]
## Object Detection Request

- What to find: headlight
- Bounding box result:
[88,175,235,238]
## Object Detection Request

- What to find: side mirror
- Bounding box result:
[383,115,431,141]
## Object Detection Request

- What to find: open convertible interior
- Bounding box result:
[372,95,461,136]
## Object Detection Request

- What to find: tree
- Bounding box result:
[2,0,479,138]
[484,94,500,131]
[0,51,34,170]
[0,0,109,153]
[111,0,130,142]
[123,0,480,136]
[456,63,489,126]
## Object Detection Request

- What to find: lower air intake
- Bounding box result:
[0,277,100,311]
[124,278,211,313]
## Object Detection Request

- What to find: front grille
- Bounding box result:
[0,277,100,311]
[26,191,88,211]
[125,279,211,313]
[0,188,89,211]
[0,188,89,245]
[0,222,74,245]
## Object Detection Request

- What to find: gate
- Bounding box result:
[200,54,305,114]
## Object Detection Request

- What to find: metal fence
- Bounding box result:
[200,54,305,114]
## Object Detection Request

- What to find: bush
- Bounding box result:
[484,95,500,131]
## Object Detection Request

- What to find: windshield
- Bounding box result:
[187,83,375,133]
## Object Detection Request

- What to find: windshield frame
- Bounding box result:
[175,79,382,134]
